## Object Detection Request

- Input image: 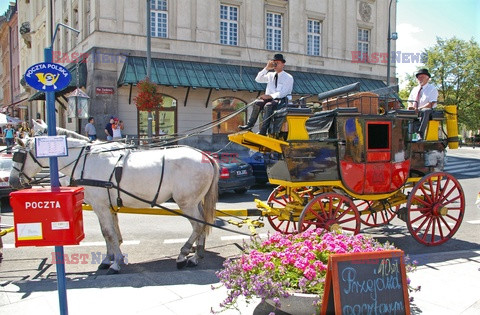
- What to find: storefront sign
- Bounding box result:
[95,87,115,95]
[24,62,71,92]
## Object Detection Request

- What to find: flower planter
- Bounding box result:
[267,292,320,315]
[214,229,419,314]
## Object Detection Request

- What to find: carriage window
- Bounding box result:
[212,97,247,134]
[367,123,390,149]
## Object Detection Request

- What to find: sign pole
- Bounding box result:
[44,46,68,315]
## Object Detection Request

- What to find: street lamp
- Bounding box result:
[67,88,90,119]
[386,0,398,87]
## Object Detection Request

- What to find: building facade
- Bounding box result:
[17,0,397,150]
[0,2,23,119]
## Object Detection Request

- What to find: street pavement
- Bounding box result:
[1,147,480,314]
[1,248,479,314]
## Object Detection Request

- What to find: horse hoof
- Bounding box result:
[176,260,187,269]
[98,263,111,270]
[107,268,119,275]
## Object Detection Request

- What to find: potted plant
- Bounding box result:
[213,229,419,314]
[133,78,163,111]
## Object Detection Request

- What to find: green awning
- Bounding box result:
[118,56,388,95]
[28,62,88,101]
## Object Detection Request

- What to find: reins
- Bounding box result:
[38,141,255,237]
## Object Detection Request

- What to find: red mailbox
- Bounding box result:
[10,187,85,247]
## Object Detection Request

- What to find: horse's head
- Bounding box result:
[9,137,47,189]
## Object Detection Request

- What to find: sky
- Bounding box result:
[395,0,479,87]
[1,0,478,88]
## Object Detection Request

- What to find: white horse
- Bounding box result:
[9,122,219,274]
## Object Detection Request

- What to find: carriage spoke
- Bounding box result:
[439,216,453,233]
[357,199,397,227]
[267,186,307,234]
[413,214,431,234]
[436,217,445,239]
[421,218,433,241]
[299,193,360,234]
[410,212,429,225]
[430,218,436,243]
[407,172,465,246]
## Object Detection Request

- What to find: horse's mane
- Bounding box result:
[55,127,90,141]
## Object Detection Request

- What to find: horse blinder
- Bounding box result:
[13,151,27,164]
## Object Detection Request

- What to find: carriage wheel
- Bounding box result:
[406,172,465,246]
[266,186,313,234]
[298,192,361,234]
[355,199,397,227]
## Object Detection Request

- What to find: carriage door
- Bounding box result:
[364,121,392,194]
[366,121,391,162]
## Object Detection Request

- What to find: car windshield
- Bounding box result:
[0,158,13,171]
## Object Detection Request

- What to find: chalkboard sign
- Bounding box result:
[321,250,410,315]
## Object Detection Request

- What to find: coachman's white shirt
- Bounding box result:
[408,83,438,109]
[255,69,294,100]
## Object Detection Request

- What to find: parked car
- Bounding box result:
[0,153,14,209]
[242,151,279,184]
[242,151,268,184]
[211,152,255,194]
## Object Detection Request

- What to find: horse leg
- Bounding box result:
[176,204,206,269]
[177,233,198,269]
[93,206,124,274]
[187,232,206,267]
[185,203,208,268]
[112,212,123,245]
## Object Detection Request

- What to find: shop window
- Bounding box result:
[138,95,176,137]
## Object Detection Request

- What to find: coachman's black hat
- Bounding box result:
[273,53,286,63]
[416,68,431,78]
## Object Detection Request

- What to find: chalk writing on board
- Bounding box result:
[339,258,405,315]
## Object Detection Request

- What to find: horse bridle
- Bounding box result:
[12,143,47,185]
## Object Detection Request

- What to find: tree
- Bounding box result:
[399,37,480,131]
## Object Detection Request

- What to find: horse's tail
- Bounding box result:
[203,156,219,235]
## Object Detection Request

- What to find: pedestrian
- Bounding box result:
[238,53,294,135]
[104,116,114,141]
[85,116,97,141]
[407,68,438,139]
[3,123,15,153]
[18,121,32,139]
[112,118,124,140]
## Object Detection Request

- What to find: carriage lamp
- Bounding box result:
[67,88,90,119]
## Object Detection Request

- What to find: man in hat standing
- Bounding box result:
[407,68,438,139]
[239,53,294,135]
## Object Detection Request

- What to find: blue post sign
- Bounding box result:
[24,62,71,92]
[24,59,72,315]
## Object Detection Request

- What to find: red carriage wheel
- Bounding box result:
[266,186,313,234]
[298,192,361,234]
[406,172,465,246]
[355,199,397,227]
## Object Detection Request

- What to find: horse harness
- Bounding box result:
[70,147,166,211]
[13,143,253,237]
[12,149,47,184]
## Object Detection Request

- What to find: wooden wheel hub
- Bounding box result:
[329,223,341,233]
[433,204,448,216]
